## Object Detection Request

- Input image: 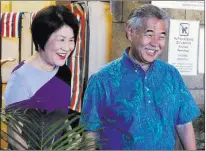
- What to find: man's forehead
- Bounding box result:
[140,18,167,31]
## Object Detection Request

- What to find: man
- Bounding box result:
[80,4,200,150]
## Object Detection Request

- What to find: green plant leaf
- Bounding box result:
[1,108,103,150]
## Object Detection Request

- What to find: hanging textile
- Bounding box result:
[66,3,87,112]
[0,12,23,38]
[30,12,36,25]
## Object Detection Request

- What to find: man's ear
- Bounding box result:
[125,24,133,42]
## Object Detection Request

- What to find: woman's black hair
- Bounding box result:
[31,5,79,51]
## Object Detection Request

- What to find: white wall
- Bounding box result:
[88,1,112,78]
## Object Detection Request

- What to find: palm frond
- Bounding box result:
[0,107,102,150]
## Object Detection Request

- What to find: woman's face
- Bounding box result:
[40,25,75,67]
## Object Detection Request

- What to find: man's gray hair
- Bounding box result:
[127,4,170,31]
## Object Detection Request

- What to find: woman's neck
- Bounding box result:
[25,52,55,72]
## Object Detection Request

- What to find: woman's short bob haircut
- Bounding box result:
[31,5,79,51]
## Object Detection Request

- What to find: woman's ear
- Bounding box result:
[125,24,133,42]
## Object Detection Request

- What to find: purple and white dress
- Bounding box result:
[4,61,72,114]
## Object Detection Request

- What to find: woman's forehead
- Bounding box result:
[53,25,74,37]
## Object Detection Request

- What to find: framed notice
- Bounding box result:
[168,19,199,76]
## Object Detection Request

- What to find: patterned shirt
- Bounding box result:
[81,48,200,150]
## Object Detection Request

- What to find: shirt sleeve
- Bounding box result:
[175,70,200,125]
[4,72,30,107]
[80,74,105,131]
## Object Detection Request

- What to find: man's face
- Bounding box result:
[128,17,167,64]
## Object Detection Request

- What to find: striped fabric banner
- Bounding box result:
[0,12,23,38]
[66,3,86,112]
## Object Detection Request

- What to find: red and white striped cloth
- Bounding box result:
[66,3,86,112]
[0,12,23,38]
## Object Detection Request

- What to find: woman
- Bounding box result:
[4,5,79,113]
[4,5,80,149]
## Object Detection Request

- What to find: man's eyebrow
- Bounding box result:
[144,30,166,36]
[161,32,166,35]
[145,29,154,33]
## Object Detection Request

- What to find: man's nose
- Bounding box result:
[150,37,159,47]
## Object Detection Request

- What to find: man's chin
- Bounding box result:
[143,58,156,64]
[143,54,159,63]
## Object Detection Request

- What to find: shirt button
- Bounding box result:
[145,76,147,80]
[148,100,151,103]
[145,87,149,91]
[135,70,137,72]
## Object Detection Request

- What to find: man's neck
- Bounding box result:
[128,48,151,72]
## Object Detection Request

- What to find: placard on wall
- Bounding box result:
[168,19,199,76]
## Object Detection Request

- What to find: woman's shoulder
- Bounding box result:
[9,61,30,82]
[4,62,31,106]
[11,61,25,73]
[11,61,35,80]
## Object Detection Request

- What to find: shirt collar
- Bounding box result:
[122,47,156,71]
